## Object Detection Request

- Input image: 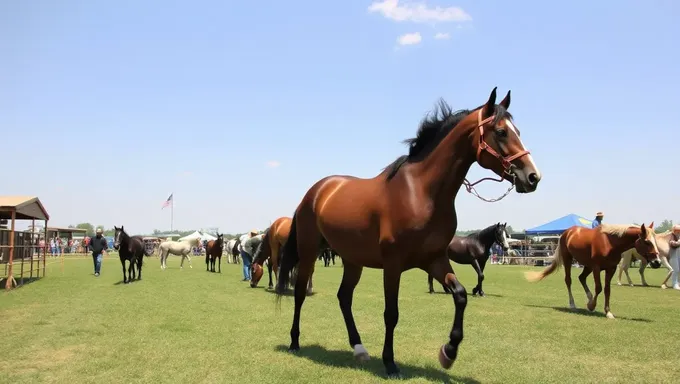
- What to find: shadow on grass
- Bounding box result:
[427,291,504,298]
[262,287,317,297]
[274,344,480,383]
[523,304,652,322]
[0,276,43,290]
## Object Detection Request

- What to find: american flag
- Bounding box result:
[162,193,173,209]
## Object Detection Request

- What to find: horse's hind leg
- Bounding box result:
[587,266,602,312]
[337,262,369,361]
[218,255,221,273]
[564,259,576,309]
[137,257,143,280]
[427,274,435,293]
[267,259,274,289]
[578,266,593,304]
[120,258,128,283]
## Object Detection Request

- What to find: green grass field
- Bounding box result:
[1,255,679,384]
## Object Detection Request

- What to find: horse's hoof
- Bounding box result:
[661,284,668,289]
[428,290,434,294]
[629,284,634,287]
[587,301,596,312]
[479,292,486,297]
[386,373,403,380]
[287,346,300,353]
[353,344,370,362]
[268,285,274,290]
[606,312,616,319]
[438,345,454,370]
[617,282,622,286]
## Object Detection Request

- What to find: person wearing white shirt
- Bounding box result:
[239,230,258,281]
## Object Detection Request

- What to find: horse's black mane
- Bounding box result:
[385,99,512,180]
[467,223,502,250]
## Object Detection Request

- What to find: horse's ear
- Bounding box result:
[483,87,497,119]
[121,225,124,230]
[649,221,654,229]
[499,90,511,110]
[640,223,647,236]
[503,222,507,227]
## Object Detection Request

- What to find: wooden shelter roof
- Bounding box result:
[0,196,50,221]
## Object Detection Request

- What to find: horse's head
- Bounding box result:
[493,222,510,252]
[113,226,124,250]
[250,263,264,288]
[215,233,224,247]
[634,222,660,267]
[473,87,542,193]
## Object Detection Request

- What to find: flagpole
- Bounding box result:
[170,193,174,232]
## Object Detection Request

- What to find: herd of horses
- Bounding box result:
[109,88,668,379]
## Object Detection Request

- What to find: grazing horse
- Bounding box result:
[113,226,155,284]
[525,223,661,319]
[274,88,542,377]
[225,238,241,264]
[617,231,670,287]
[205,233,225,273]
[251,217,315,293]
[427,222,510,296]
[158,237,202,270]
[318,248,339,267]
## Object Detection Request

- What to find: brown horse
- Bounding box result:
[274,88,542,378]
[205,233,224,273]
[250,217,314,294]
[525,223,661,319]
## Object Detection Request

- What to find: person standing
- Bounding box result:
[239,230,258,281]
[90,228,108,277]
[669,224,680,290]
[591,212,604,228]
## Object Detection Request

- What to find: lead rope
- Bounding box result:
[463,173,516,203]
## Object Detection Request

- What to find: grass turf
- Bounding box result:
[1,255,679,384]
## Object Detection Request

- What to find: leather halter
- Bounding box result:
[463,108,531,202]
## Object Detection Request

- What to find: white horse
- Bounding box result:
[617,230,673,288]
[158,237,202,270]
[224,238,241,264]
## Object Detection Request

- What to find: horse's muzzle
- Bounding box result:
[649,259,661,269]
[113,245,120,251]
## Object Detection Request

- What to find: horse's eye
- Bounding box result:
[495,129,507,138]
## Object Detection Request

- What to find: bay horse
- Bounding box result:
[158,237,202,269]
[251,217,315,294]
[525,223,661,319]
[274,88,542,377]
[427,222,510,296]
[319,248,339,267]
[205,233,224,273]
[225,238,241,264]
[113,226,155,284]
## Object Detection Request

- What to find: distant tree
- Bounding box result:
[655,219,673,233]
[506,225,516,234]
[72,223,95,236]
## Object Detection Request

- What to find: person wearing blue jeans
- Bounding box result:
[241,249,252,281]
[89,228,108,277]
[239,229,261,281]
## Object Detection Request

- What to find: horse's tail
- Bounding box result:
[524,238,563,282]
[275,213,299,299]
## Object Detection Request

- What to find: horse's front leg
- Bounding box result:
[638,259,649,286]
[423,256,467,371]
[470,258,485,297]
[218,255,221,273]
[603,266,616,319]
[381,265,402,378]
[120,258,128,283]
[659,256,673,289]
[587,266,602,312]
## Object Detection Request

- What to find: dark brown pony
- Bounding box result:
[251,217,315,294]
[275,88,542,377]
[205,233,224,273]
[525,223,661,319]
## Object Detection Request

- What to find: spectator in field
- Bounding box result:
[669,225,680,290]
[238,230,259,281]
[591,212,604,228]
[90,228,109,277]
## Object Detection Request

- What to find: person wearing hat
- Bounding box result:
[668,224,680,290]
[90,228,109,277]
[237,229,259,281]
[591,212,604,229]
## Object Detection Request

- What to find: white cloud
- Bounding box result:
[368,0,472,23]
[265,160,281,168]
[434,32,450,39]
[397,32,422,46]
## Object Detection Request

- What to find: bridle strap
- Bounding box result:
[463,109,531,203]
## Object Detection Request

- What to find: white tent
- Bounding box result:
[200,232,217,241]
[179,231,202,242]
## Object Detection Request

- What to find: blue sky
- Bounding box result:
[2,0,678,234]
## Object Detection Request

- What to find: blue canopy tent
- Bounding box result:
[525,214,593,235]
